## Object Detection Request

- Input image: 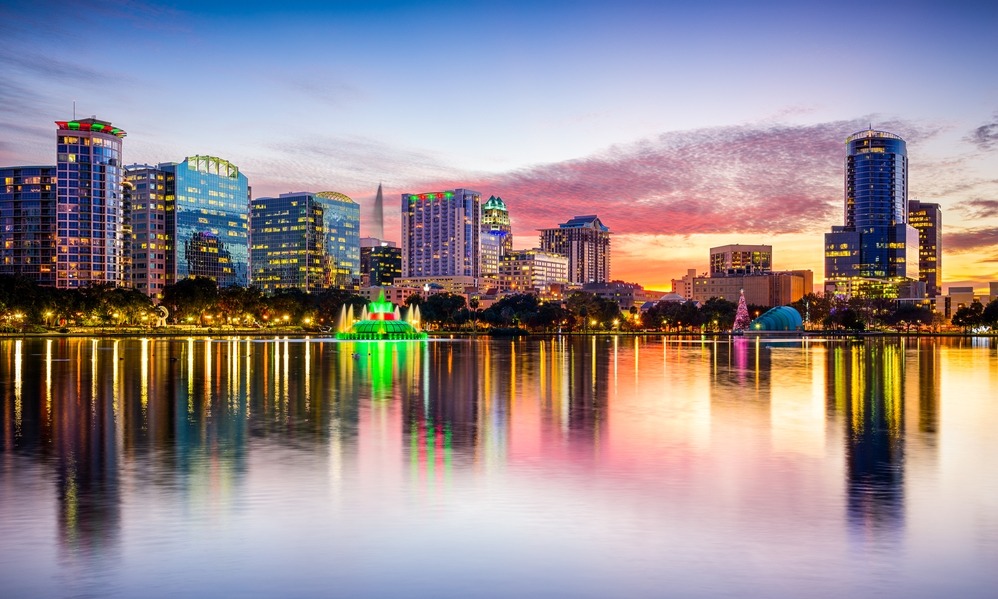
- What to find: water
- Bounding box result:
[1,335,997,598]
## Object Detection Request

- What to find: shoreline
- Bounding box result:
[0,328,991,339]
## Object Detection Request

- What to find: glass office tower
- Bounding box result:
[167,156,249,287]
[54,118,126,288]
[315,191,360,288]
[249,193,326,292]
[825,129,919,298]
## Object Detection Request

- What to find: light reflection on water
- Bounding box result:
[1,335,997,598]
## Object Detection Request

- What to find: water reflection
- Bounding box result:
[0,335,994,598]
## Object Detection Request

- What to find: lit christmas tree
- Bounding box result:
[732,289,752,331]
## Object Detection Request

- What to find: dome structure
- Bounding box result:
[749,306,803,332]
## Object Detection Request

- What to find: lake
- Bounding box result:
[1,335,997,598]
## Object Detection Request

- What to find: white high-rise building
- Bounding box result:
[401,188,481,280]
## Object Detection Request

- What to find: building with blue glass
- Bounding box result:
[169,156,249,287]
[124,155,249,293]
[249,192,326,292]
[55,118,127,288]
[824,129,919,298]
[0,165,58,285]
[315,191,360,288]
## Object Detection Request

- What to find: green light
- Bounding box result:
[444,192,454,198]
[68,122,80,130]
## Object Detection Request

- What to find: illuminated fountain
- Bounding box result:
[336,290,427,341]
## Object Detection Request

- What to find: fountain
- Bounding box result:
[336,290,427,341]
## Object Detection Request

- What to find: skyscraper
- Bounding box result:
[824,129,919,298]
[170,156,249,287]
[908,200,942,298]
[249,192,326,292]
[401,189,481,279]
[315,191,361,288]
[0,165,58,285]
[360,237,402,287]
[123,164,169,296]
[126,156,249,292]
[55,118,126,288]
[539,215,611,284]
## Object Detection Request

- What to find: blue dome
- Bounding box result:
[749,306,803,332]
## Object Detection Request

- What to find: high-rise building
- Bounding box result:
[359,237,402,287]
[315,191,360,288]
[908,200,942,298]
[170,156,249,287]
[710,244,772,275]
[480,195,512,289]
[249,192,326,292]
[824,129,919,298]
[538,214,611,284]
[126,156,249,293]
[55,118,126,288]
[401,188,481,279]
[123,164,169,296]
[0,165,58,285]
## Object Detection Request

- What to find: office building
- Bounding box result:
[908,200,942,298]
[710,244,772,275]
[824,128,919,298]
[360,237,402,287]
[55,118,126,288]
[0,165,58,285]
[315,191,360,288]
[126,155,249,292]
[582,280,648,311]
[401,188,481,280]
[498,248,568,294]
[480,195,513,290]
[538,214,611,284]
[692,270,812,307]
[171,156,249,287]
[249,192,326,292]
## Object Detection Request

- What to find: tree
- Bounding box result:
[700,297,737,331]
[951,301,984,330]
[732,290,751,331]
[790,293,832,328]
[419,292,466,329]
[161,277,219,325]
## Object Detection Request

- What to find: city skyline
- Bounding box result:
[2,1,997,292]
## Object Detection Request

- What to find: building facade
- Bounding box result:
[710,244,772,275]
[315,191,360,288]
[538,215,611,284]
[825,129,919,298]
[401,188,481,280]
[249,193,326,292]
[0,166,58,285]
[581,280,647,311]
[169,156,249,287]
[123,164,169,296]
[360,237,402,287]
[908,200,942,298]
[693,270,812,308]
[498,249,569,294]
[55,118,127,288]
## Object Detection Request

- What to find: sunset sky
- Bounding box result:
[2,0,996,292]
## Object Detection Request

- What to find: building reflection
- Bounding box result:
[826,342,905,538]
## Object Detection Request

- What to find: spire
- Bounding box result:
[373,183,384,240]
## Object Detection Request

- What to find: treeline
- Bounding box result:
[0,275,974,334]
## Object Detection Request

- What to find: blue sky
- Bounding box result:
[2,0,997,290]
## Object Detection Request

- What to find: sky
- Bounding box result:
[2,0,997,292]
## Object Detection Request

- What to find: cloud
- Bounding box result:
[957,199,998,219]
[969,114,998,150]
[413,119,906,239]
[945,227,998,253]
